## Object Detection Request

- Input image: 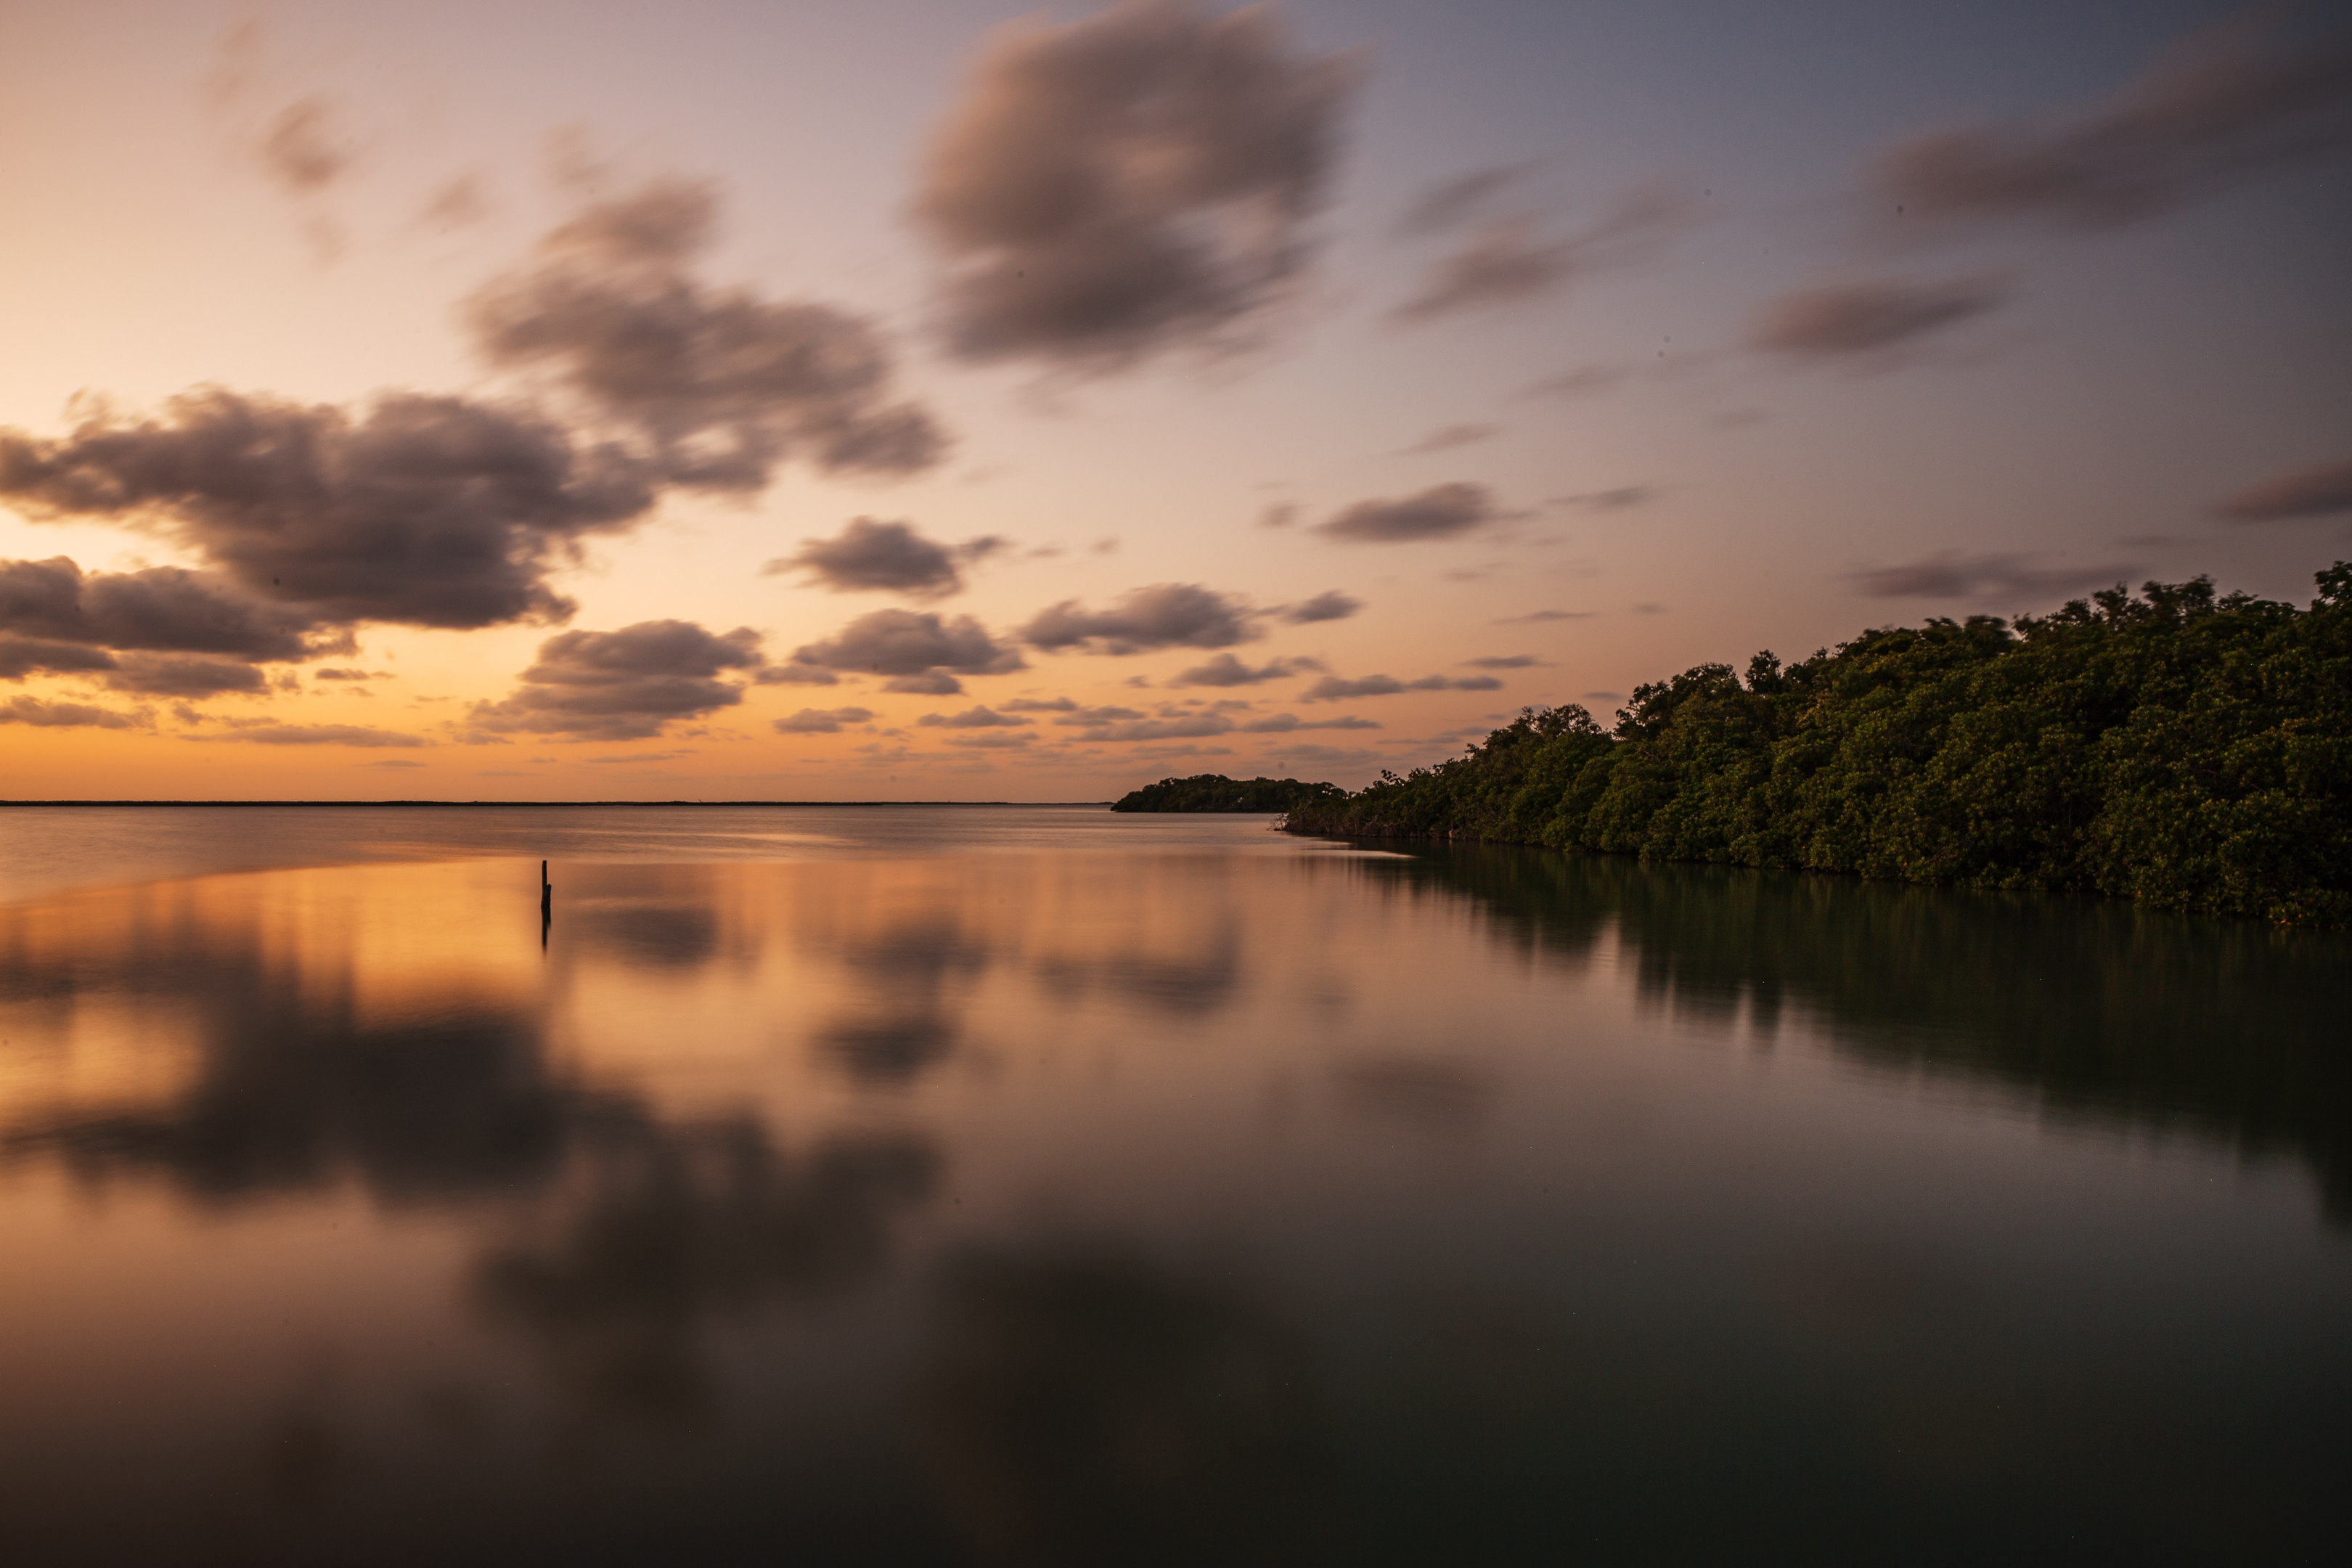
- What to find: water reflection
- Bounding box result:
[0,835,2342,1561]
[915,1239,1327,1567]
[1360,844,2352,1219]
[478,1124,938,1428]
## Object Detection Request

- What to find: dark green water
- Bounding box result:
[0,808,2343,1564]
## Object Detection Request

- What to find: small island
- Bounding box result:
[1111,775,1344,813]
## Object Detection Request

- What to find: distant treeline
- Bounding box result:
[1112,775,1345,813]
[1284,568,2352,926]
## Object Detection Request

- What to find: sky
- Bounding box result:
[1,0,2348,801]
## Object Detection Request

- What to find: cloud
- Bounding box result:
[1463,655,1543,669]
[204,722,427,747]
[1170,652,1320,687]
[311,667,387,681]
[1522,363,1629,400]
[469,179,946,487]
[882,670,967,696]
[1871,25,2352,234]
[105,654,273,697]
[1752,275,2006,361]
[0,695,144,730]
[0,556,335,668]
[1299,672,1500,702]
[1023,583,1257,653]
[0,389,657,629]
[1257,502,1298,528]
[1494,608,1593,624]
[1552,486,1654,512]
[1066,711,1236,742]
[914,0,1360,370]
[1001,695,1077,713]
[1236,712,1378,732]
[2216,459,2352,523]
[785,608,1026,694]
[1398,423,1497,456]
[0,637,116,680]
[259,97,356,195]
[420,174,489,229]
[468,620,766,740]
[754,663,840,687]
[775,706,875,734]
[363,759,425,769]
[1315,483,1500,544]
[918,706,1032,730]
[785,513,963,595]
[1849,552,2136,600]
[1280,589,1362,624]
[1391,187,1683,324]
[1396,163,1532,235]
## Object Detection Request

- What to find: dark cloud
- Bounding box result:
[1398,423,1497,456]
[469,179,947,487]
[1391,187,1683,324]
[1023,583,1257,653]
[311,667,386,681]
[1871,26,2352,234]
[1850,552,2136,600]
[775,706,875,734]
[259,97,356,195]
[0,389,656,629]
[755,663,840,687]
[1169,652,1317,687]
[2217,459,2352,523]
[1299,672,1500,702]
[0,695,144,729]
[106,654,271,697]
[918,706,1032,730]
[1001,695,1077,713]
[0,636,116,680]
[1464,655,1543,669]
[204,722,428,747]
[766,517,1001,599]
[785,608,1026,695]
[1315,483,1500,544]
[1279,589,1361,624]
[468,620,766,741]
[0,556,328,663]
[1752,275,2005,361]
[915,0,1360,369]
[1236,712,1378,732]
[1495,608,1593,624]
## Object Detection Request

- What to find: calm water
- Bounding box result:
[0,807,2344,1564]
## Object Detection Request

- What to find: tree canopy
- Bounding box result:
[1284,567,2352,926]
[1112,775,1345,813]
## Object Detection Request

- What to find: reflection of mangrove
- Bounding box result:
[1365,844,2352,1219]
[915,1239,1327,1567]
[814,913,992,1085]
[476,1125,938,1426]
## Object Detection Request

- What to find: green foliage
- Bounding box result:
[1285,566,2352,925]
[1111,775,1345,813]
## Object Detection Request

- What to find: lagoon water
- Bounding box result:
[0,805,2344,1564]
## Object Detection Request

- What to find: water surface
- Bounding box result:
[0,807,2343,1564]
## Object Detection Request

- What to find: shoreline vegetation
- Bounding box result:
[1275,568,2351,927]
[1110,775,1344,813]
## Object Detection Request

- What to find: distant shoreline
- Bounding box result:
[0,800,1116,809]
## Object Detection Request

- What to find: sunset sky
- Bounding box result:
[4,0,2348,800]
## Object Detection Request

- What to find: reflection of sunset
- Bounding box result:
[0,836,2345,1559]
